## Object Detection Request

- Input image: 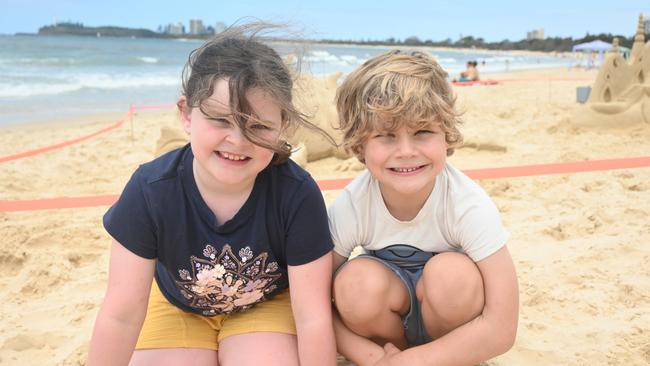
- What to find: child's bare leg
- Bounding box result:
[218,332,299,366]
[130,348,218,366]
[333,258,410,349]
[417,252,485,340]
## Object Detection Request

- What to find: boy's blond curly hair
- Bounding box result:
[335,50,463,160]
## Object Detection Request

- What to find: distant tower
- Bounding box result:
[526,28,544,40]
[189,19,205,35]
[166,22,184,35]
[215,21,227,34]
[630,13,645,64]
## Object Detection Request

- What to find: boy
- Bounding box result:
[329,50,518,365]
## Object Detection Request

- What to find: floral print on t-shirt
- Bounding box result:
[175,244,281,315]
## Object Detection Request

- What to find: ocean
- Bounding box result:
[0,34,574,125]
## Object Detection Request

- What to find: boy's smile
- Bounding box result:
[388,164,428,174]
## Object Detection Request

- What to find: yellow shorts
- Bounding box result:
[136,281,297,350]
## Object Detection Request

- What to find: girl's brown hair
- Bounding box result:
[182,22,332,164]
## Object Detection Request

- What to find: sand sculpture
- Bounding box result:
[573,14,650,127]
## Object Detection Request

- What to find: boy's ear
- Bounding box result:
[177,96,192,134]
[354,145,366,164]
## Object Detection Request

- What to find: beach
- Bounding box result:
[1,66,649,365]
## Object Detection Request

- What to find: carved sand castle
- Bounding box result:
[573,14,650,127]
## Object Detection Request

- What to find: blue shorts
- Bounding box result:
[339,245,437,347]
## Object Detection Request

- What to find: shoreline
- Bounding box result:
[6,33,573,56]
[0,66,589,130]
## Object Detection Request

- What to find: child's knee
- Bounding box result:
[334,260,394,320]
[420,252,484,316]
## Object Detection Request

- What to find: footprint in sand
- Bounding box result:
[484,181,511,197]
[2,334,46,352]
[2,332,68,351]
[20,269,68,295]
[460,140,508,153]
[580,179,608,192]
[0,252,27,275]
[625,182,649,191]
[615,171,635,179]
[543,222,568,240]
[334,158,365,172]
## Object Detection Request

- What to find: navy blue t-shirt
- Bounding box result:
[103,144,333,315]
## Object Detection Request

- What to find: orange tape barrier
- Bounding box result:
[497,77,595,82]
[451,77,594,87]
[452,80,500,86]
[2,156,649,213]
[0,195,120,212]
[0,105,175,164]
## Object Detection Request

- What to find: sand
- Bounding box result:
[1,67,649,365]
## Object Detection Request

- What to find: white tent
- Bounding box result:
[572,40,613,67]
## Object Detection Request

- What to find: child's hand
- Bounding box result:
[372,342,401,366]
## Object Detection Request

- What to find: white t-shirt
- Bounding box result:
[328,163,509,262]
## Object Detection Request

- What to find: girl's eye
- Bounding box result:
[415,130,433,135]
[250,123,270,130]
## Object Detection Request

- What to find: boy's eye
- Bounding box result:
[374,132,394,138]
[415,130,433,135]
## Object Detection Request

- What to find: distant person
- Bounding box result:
[469,60,480,80]
[454,60,479,82]
[330,50,518,365]
[87,24,337,366]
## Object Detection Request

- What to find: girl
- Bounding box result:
[88,25,336,366]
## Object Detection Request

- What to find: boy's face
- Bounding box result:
[179,79,282,191]
[362,121,447,204]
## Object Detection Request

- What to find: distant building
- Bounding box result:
[526,28,545,40]
[644,16,650,34]
[165,22,185,35]
[189,19,205,35]
[215,22,227,34]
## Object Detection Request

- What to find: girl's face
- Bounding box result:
[180,78,282,192]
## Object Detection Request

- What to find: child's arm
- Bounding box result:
[87,240,155,366]
[333,309,387,366]
[374,246,518,366]
[288,252,337,366]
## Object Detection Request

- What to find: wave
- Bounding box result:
[432,56,458,64]
[137,56,159,63]
[306,50,365,65]
[0,73,179,97]
[1,56,165,67]
[0,57,82,66]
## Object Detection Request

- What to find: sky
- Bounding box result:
[1,0,649,42]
